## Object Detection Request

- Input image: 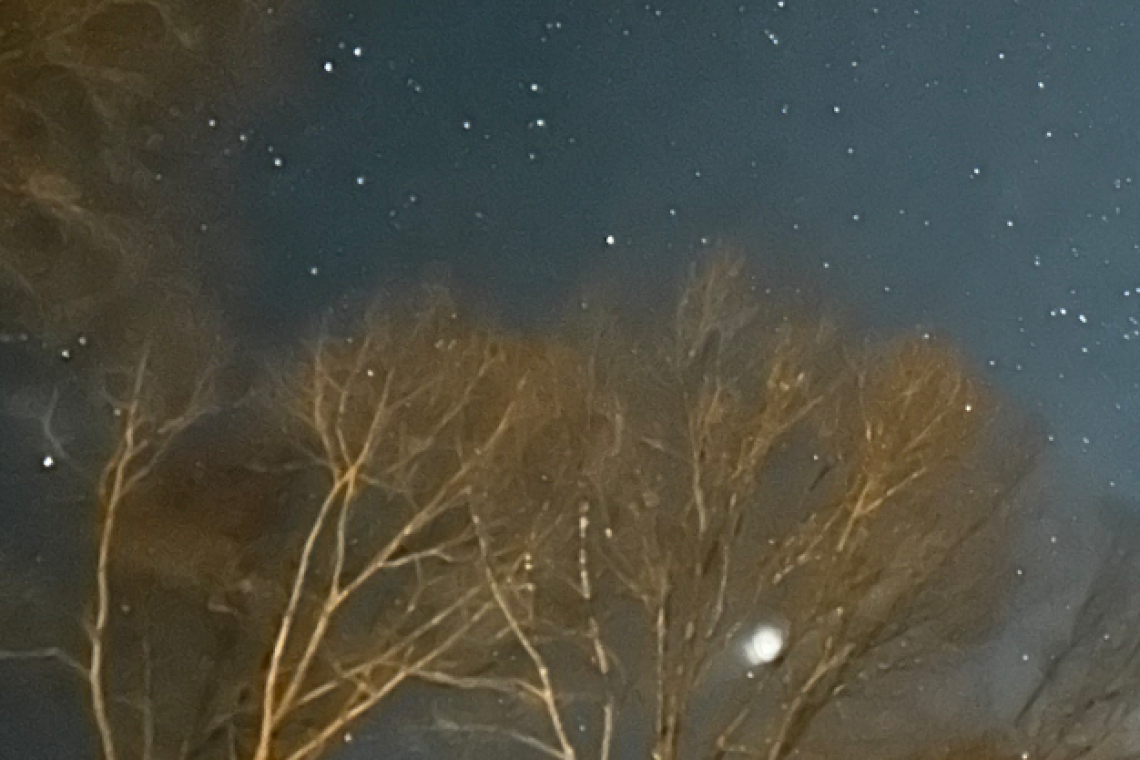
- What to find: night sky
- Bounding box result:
[202,0,1140,493]
[5,0,1140,757]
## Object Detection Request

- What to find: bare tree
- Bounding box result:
[236,290,603,760]
[2,285,608,759]
[421,253,1040,760]
[1,255,1051,760]
[1,337,218,760]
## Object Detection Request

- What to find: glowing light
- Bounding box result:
[742,623,786,665]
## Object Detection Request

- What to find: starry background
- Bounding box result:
[6,0,1140,756]
[195,0,1140,495]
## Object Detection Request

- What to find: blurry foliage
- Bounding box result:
[0,0,287,349]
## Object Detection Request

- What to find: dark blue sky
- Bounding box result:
[190,0,1140,496]
[6,1,1140,757]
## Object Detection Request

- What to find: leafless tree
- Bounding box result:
[236,290,606,760]
[422,253,1041,760]
[0,5,1070,760]
[1,285,611,759]
[1,336,218,760]
[2,252,1055,760]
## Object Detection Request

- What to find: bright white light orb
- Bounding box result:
[742,623,786,665]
